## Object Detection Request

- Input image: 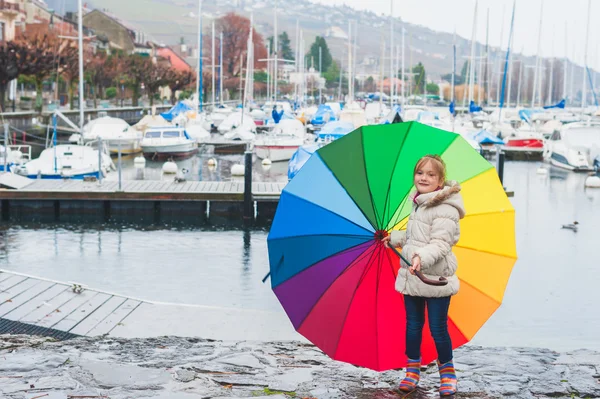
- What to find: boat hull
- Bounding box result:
[23,171,102,180]
[548,152,595,172]
[141,143,198,160]
[255,145,301,162]
[106,139,142,155]
[505,138,544,148]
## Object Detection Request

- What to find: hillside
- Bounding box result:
[47,0,587,100]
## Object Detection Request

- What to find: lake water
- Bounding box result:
[1,160,599,352]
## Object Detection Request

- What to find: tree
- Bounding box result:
[412,62,426,94]
[144,60,170,106]
[364,76,377,92]
[441,72,463,86]
[306,36,332,73]
[0,42,28,111]
[426,82,440,95]
[164,69,195,104]
[460,60,469,84]
[58,43,91,110]
[15,32,63,112]
[87,52,123,107]
[323,60,340,88]
[216,12,268,77]
[279,31,294,61]
[254,70,267,83]
[124,55,153,106]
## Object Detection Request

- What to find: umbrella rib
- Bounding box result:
[462,209,516,218]
[387,191,412,231]
[268,233,374,243]
[360,130,383,230]
[296,242,377,331]
[380,123,414,231]
[374,248,382,369]
[454,244,518,259]
[277,190,376,235]
[331,245,381,360]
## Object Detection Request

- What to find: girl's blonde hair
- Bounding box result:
[413,154,447,185]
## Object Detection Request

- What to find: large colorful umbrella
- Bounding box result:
[267,121,517,371]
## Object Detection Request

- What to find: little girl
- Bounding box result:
[383,154,465,396]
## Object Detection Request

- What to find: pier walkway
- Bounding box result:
[0,269,299,342]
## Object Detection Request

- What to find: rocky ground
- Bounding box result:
[0,335,599,399]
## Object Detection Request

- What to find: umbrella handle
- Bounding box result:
[388,245,449,287]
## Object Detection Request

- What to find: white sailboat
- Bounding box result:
[82,116,142,154]
[255,119,305,162]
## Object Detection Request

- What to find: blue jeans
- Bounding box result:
[404,295,453,363]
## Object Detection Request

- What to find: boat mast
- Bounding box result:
[485,9,490,105]
[582,0,592,111]
[516,55,523,108]
[77,0,84,133]
[196,0,203,112]
[390,0,394,108]
[273,1,278,103]
[347,20,352,103]
[220,32,223,104]
[211,21,215,108]
[401,23,405,111]
[467,1,478,106]
[499,0,516,121]
[531,0,544,108]
[496,5,506,106]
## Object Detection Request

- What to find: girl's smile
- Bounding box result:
[414,160,443,194]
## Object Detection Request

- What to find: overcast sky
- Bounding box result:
[310,0,599,69]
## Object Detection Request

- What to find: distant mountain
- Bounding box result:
[77,0,586,98]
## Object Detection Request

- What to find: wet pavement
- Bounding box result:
[0,335,598,399]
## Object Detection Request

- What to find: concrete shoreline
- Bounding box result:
[0,335,598,399]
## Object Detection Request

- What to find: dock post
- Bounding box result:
[117,141,122,191]
[3,123,8,172]
[243,150,253,221]
[98,137,103,184]
[496,146,505,185]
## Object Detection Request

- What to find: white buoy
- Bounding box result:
[207,158,217,167]
[134,156,146,168]
[585,175,600,188]
[536,167,548,175]
[162,161,178,174]
[231,164,245,176]
[262,158,272,166]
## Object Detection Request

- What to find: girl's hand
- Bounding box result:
[409,255,421,275]
[381,235,391,248]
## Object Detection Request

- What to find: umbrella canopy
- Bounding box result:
[268,121,517,371]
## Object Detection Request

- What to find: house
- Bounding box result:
[82,8,154,55]
[0,0,24,42]
[156,46,192,73]
[382,77,403,94]
[21,0,52,24]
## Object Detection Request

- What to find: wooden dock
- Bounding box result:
[0,269,301,342]
[0,270,145,340]
[0,179,285,201]
[0,178,287,224]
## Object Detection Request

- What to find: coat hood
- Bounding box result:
[412,181,466,219]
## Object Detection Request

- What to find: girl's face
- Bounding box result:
[414,160,443,194]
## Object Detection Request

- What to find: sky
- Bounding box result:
[311,0,600,69]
